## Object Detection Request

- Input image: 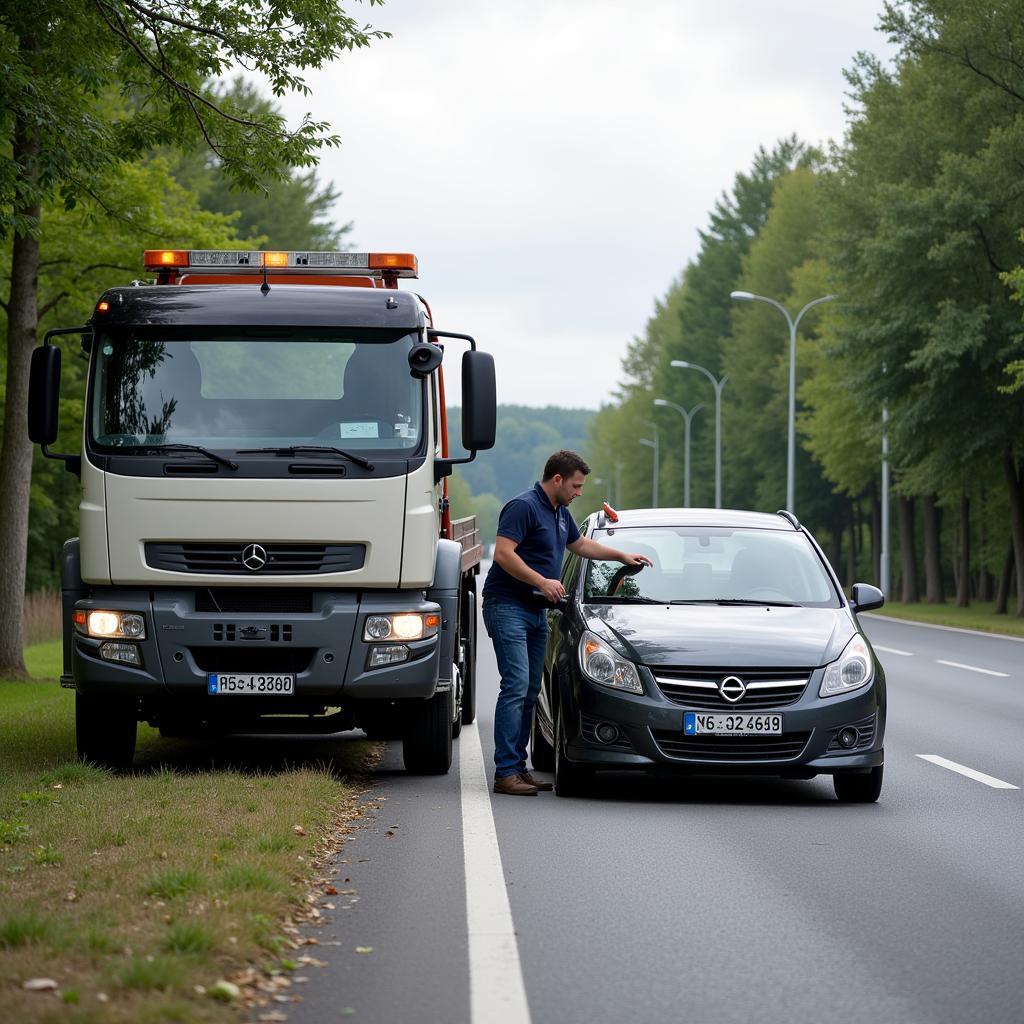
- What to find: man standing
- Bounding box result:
[482,450,652,795]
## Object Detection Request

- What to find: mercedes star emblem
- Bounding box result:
[718,675,747,703]
[241,543,268,571]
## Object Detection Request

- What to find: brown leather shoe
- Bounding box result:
[520,772,553,792]
[494,775,538,796]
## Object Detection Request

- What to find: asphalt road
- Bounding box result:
[286,612,1024,1024]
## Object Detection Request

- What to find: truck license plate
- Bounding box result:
[208,673,295,695]
[684,712,782,736]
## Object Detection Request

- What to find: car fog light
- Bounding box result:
[368,645,409,668]
[838,727,858,749]
[595,722,619,744]
[99,642,142,667]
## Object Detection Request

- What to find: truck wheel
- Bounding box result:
[451,663,463,739]
[460,587,477,726]
[403,688,453,775]
[76,693,137,772]
[530,705,555,772]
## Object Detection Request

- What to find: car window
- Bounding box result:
[583,526,840,608]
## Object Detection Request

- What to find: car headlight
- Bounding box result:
[73,609,146,640]
[819,634,874,698]
[363,612,440,643]
[578,630,643,694]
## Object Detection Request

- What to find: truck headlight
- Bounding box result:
[578,631,643,694]
[819,634,874,698]
[363,612,440,643]
[73,609,146,640]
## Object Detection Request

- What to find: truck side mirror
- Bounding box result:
[408,342,443,378]
[461,350,496,451]
[28,345,61,446]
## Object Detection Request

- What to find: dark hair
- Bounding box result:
[542,449,591,481]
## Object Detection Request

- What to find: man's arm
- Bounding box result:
[567,536,653,567]
[493,536,566,602]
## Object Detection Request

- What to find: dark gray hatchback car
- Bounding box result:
[531,508,886,802]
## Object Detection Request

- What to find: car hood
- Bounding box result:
[581,603,855,669]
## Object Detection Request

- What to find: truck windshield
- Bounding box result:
[90,328,424,454]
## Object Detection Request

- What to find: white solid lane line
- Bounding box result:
[460,721,532,1024]
[874,644,913,656]
[935,659,1009,678]
[916,755,1019,790]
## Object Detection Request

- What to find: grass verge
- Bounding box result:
[868,601,1024,638]
[1,643,372,1022]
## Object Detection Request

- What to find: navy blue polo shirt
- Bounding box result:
[483,482,581,606]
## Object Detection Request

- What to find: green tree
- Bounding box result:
[0,0,385,675]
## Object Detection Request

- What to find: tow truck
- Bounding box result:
[27,249,495,773]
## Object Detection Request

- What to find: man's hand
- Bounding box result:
[621,553,653,568]
[536,577,566,603]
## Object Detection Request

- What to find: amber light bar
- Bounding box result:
[142,249,418,278]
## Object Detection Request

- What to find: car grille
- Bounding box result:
[651,730,811,762]
[653,668,811,709]
[827,713,876,752]
[146,543,365,575]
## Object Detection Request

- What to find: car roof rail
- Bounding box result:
[776,509,801,530]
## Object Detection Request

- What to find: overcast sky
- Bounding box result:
[276,0,894,409]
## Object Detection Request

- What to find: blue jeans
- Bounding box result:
[483,599,549,780]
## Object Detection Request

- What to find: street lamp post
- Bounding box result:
[730,290,836,514]
[638,422,659,507]
[654,398,703,507]
[669,360,727,508]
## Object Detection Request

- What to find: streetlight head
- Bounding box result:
[730,290,755,301]
[653,398,668,407]
[670,360,689,368]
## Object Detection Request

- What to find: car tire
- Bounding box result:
[833,765,883,803]
[403,688,454,775]
[460,587,477,726]
[76,693,137,772]
[530,704,555,773]
[554,706,591,797]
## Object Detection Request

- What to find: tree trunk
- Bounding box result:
[995,543,1014,615]
[897,496,920,604]
[870,486,881,587]
[846,504,857,587]
[977,490,991,601]
[1002,447,1024,618]
[0,109,42,678]
[955,493,970,608]
[922,494,944,604]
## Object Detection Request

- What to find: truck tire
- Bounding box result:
[451,663,463,739]
[76,693,137,772]
[402,688,453,775]
[460,585,477,726]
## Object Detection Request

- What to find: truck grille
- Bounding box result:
[189,647,315,673]
[653,668,810,709]
[196,589,313,614]
[146,542,365,575]
[651,730,811,762]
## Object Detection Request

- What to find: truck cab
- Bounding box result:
[28,249,495,774]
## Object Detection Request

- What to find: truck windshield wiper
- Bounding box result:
[587,595,664,604]
[669,598,798,607]
[237,445,375,471]
[133,443,238,470]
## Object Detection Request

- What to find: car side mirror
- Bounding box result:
[28,345,62,446]
[461,350,496,451]
[851,583,884,613]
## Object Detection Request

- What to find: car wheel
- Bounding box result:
[403,688,454,775]
[833,765,883,803]
[554,706,591,797]
[530,704,555,772]
[76,693,137,772]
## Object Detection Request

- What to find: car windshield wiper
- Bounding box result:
[237,445,375,471]
[668,598,799,607]
[131,443,238,470]
[587,595,664,604]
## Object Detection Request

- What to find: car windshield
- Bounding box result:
[90,328,423,454]
[582,526,840,608]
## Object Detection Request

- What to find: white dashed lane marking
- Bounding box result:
[935,659,1009,678]
[916,755,1019,790]
[874,645,913,656]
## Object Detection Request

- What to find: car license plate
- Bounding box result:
[207,673,295,695]
[684,712,782,736]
